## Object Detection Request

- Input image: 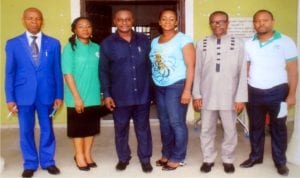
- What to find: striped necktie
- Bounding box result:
[31,36,39,65]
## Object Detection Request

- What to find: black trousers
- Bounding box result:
[247,84,288,166]
[112,103,152,164]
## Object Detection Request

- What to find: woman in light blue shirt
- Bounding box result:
[149,9,195,170]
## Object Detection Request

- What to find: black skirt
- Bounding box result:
[67,106,101,138]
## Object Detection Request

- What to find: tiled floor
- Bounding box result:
[1,117,300,178]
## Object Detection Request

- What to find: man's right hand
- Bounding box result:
[193,99,202,111]
[7,102,18,113]
[104,97,116,111]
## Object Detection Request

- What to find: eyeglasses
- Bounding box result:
[210,20,228,26]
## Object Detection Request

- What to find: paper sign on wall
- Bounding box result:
[228,17,255,40]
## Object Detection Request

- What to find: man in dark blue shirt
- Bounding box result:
[100,9,153,173]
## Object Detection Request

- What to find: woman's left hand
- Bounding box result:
[181,90,191,104]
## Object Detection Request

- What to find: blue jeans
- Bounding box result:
[247,84,288,166]
[155,80,188,162]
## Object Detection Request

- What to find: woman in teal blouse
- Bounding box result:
[62,17,101,171]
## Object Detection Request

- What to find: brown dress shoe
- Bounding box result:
[240,158,263,168]
[223,163,235,173]
[276,165,289,176]
[22,169,35,178]
[46,165,60,175]
[200,162,214,173]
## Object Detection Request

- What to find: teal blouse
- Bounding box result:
[62,39,101,107]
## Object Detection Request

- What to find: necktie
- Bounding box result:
[31,36,39,65]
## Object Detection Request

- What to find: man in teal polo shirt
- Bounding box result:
[240,9,298,176]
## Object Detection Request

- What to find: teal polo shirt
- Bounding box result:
[62,39,101,107]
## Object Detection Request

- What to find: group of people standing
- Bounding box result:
[4,6,298,178]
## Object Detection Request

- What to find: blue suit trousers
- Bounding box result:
[18,100,56,170]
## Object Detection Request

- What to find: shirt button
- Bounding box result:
[134,89,138,91]
[132,66,135,69]
[131,55,134,58]
[133,78,136,80]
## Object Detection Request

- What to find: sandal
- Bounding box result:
[156,159,168,166]
[162,164,178,171]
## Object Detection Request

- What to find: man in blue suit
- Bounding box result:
[4,7,63,178]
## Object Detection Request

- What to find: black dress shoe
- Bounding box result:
[87,162,97,168]
[46,165,60,175]
[240,158,263,168]
[76,165,90,171]
[116,161,129,171]
[223,163,235,173]
[276,165,289,176]
[141,162,153,173]
[200,162,214,173]
[22,169,35,178]
[156,159,167,167]
[74,157,90,171]
[116,156,131,171]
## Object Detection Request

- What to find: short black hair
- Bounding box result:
[209,11,229,23]
[113,8,134,19]
[253,9,274,21]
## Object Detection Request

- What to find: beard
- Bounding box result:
[256,31,269,35]
[255,26,273,35]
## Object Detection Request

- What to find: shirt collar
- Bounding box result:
[252,31,282,48]
[114,30,136,42]
[26,31,42,39]
[211,33,230,40]
[252,31,281,41]
[75,38,91,46]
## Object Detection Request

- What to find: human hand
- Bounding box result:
[54,99,63,108]
[286,94,296,109]
[104,97,116,111]
[234,102,245,114]
[181,90,191,104]
[7,102,18,116]
[74,98,84,113]
[193,99,202,111]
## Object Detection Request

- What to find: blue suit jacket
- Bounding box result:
[5,32,63,105]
